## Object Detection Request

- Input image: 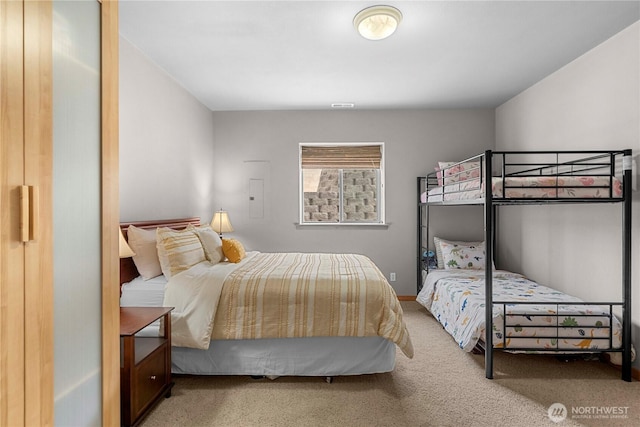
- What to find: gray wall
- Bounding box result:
[119,34,495,296]
[210,109,494,295]
[119,35,216,222]
[496,22,639,366]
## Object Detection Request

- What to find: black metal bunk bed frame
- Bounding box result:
[417,149,633,381]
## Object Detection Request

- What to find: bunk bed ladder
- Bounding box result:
[417,177,423,293]
[484,150,494,379]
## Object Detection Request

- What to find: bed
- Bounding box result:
[120,218,413,379]
[416,150,633,381]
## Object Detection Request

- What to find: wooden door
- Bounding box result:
[1,1,28,423]
[1,2,53,425]
[0,1,119,425]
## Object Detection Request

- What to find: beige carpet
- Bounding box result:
[140,302,639,427]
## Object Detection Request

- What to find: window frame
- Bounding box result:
[298,142,386,226]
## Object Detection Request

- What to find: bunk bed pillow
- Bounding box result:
[436,161,480,186]
[439,239,488,270]
[127,225,163,280]
[434,237,479,269]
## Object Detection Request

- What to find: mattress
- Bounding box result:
[423,175,623,202]
[120,275,168,335]
[416,269,623,352]
[120,274,167,307]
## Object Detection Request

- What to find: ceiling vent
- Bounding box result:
[331,103,355,109]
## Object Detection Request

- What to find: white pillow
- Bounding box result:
[127,225,163,280]
[156,227,206,279]
[187,224,224,265]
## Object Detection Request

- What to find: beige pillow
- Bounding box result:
[187,224,224,265]
[127,225,163,280]
[156,227,206,279]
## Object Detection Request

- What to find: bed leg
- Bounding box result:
[325,376,333,384]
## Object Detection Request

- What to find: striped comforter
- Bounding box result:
[164,252,414,358]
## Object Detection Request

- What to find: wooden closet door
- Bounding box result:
[24,2,54,425]
[1,1,119,425]
[0,2,53,425]
[0,1,28,424]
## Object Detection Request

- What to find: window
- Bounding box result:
[299,143,385,224]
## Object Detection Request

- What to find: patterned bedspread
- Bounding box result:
[424,175,623,202]
[416,269,622,352]
[164,252,414,358]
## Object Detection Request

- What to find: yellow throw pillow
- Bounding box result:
[221,238,246,263]
[156,227,206,278]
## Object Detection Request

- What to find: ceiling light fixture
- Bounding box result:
[354,5,402,41]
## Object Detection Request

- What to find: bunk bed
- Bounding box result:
[416,150,633,381]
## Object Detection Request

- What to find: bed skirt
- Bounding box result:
[171,336,396,377]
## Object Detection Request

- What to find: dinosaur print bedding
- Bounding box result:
[416,269,623,352]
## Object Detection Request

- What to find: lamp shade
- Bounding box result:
[354,5,402,40]
[211,210,234,235]
[119,228,136,258]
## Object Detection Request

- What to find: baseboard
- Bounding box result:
[397,295,416,301]
[604,355,640,381]
[607,362,640,381]
[611,364,640,381]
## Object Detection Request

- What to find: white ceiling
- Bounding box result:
[119,1,640,111]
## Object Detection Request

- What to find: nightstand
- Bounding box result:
[120,307,174,427]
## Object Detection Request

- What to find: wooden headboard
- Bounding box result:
[120,217,201,286]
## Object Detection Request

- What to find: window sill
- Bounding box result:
[295,222,389,229]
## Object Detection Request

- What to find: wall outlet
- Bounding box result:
[390,272,396,282]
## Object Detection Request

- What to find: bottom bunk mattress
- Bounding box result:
[416,269,623,353]
[120,251,412,376]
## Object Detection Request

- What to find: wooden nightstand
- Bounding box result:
[120,307,174,427]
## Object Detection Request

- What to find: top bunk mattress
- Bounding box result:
[422,150,629,204]
[423,175,623,203]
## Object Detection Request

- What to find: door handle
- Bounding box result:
[20,186,29,242]
[19,185,39,242]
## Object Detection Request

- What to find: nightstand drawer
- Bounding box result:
[133,345,167,417]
